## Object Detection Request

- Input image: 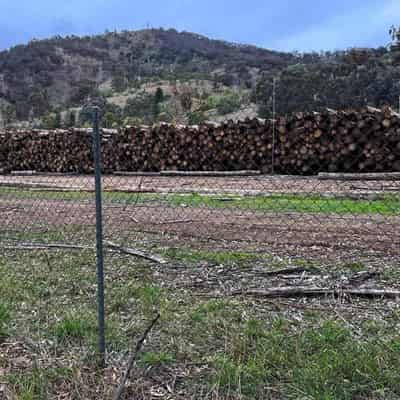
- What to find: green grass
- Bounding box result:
[53,316,96,343]
[1,187,400,215]
[0,302,12,338]
[1,234,399,399]
[7,366,73,400]
[141,351,176,366]
[162,193,400,215]
[214,319,400,399]
[2,225,93,244]
[162,248,259,265]
[190,300,230,322]
[341,261,367,271]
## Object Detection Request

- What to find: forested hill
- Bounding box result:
[0,28,399,128]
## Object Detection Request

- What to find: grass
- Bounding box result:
[141,351,176,366]
[161,248,260,265]
[1,187,399,215]
[53,316,97,343]
[0,231,399,398]
[161,193,400,215]
[190,300,230,322]
[2,224,93,244]
[341,261,367,271]
[0,302,12,338]
[7,366,73,400]
[213,319,400,399]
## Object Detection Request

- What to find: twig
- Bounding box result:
[105,241,167,264]
[1,243,90,251]
[113,313,161,400]
[155,219,195,225]
[127,215,139,223]
[347,271,379,285]
[254,266,320,277]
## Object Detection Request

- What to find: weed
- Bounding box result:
[53,316,95,343]
[191,300,229,322]
[138,285,164,311]
[7,366,72,400]
[141,351,176,366]
[341,261,366,271]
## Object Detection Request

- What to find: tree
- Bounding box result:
[68,111,76,127]
[188,111,206,125]
[103,111,118,128]
[154,87,164,103]
[54,111,61,128]
[153,87,165,118]
[216,91,241,115]
[42,112,61,129]
[111,75,128,92]
[179,86,193,111]
[390,25,400,44]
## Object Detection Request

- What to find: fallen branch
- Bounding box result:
[113,313,161,400]
[1,243,90,251]
[155,219,195,225]
[114,171,161,176]
[230,287,400,299]
[349,185,400,192]
[160,170,261,177]
[318,172,400,181]
[105,241,167,264]
[348,271,379,285]
[0,182,86,191]
[255,266,320,277]
[0,182,156,194]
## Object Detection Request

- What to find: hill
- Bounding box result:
[0,28,399,127]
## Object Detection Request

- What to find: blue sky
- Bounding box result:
[0,0,399,52]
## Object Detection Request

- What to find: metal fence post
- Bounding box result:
[92,106,106,367]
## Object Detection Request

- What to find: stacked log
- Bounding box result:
[1,107,400,175]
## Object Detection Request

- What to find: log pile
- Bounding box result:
[1,107,400,175]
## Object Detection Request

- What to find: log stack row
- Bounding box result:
[1,107,400,175]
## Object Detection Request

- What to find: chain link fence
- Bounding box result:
[1,108,400,398]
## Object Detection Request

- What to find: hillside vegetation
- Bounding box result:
[0,28,400,127]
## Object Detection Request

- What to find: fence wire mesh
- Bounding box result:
[1,112,400,398]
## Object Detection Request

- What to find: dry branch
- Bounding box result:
[255,266,320,276]
[113,313,160,400]
[155,219,196,225]
[1,243,90,251]
[105,241,167,264]
[230,287,400,299]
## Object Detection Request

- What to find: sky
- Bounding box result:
[0,0,399,52]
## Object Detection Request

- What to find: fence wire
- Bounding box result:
[1,115,400,397]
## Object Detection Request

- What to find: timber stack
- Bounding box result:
[1,107,400,175]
